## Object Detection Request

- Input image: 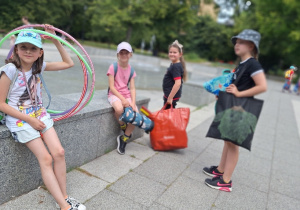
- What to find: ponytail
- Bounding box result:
[180,56,187,82]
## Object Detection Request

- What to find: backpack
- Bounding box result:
[107,62,134,94]
[0,63,19,124]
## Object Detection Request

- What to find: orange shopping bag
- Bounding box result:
[141,104,190,151]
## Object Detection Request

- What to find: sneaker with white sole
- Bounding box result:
[203,165,224,177]
[205,176,232,192]
[117,134,130,155]
[56,196,86,210]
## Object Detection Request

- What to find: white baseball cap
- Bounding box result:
[117,42,133,53]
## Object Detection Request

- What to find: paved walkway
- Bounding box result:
[0,79,299,210]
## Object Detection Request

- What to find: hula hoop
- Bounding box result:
[49,55,88,117]
[8,25,96,120]
[12,24,96,106]
[1,25,96,121]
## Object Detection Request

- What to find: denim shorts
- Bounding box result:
[11,118,54,144]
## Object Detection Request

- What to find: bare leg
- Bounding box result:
[222,142,239,182]
[112,100,125,125]
[217,141,229,172]
[42,127,67,197]
[112,99,136,137]
[26,138,69,209]
[125,123,135,136]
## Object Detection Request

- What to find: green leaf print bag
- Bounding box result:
[206,65,264,151]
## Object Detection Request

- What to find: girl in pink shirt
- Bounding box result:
[107,42,137,155]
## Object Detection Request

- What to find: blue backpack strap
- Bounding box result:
[39,73,51,109]
[113,62,118,78]
[128,66,134,86]
[108,62,118,94]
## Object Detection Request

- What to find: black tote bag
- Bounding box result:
[206,64,264,150]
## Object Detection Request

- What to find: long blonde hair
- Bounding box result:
[8,45,44,75]
[169,40,187,82]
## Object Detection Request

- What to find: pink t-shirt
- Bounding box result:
[107,63,136,98]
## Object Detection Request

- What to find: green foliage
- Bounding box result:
[183,16,235,62]
[234,0,300,70]
[1,0,299,72]
[0,0,92,38]
[87,0,199,51]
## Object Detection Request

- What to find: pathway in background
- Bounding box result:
[1,79,300,210]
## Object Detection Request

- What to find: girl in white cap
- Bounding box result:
[0,25,85,210]
[203,29,267,192]
[107,41,137,155]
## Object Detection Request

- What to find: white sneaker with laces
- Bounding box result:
[56,196,86,210]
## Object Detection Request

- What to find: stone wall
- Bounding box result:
[180,81,216,107]
[0,90,149,205]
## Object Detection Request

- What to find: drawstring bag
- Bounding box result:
[206,65,264,151]
[146,104,190,151]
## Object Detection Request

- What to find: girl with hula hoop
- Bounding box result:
[0,25,85,210]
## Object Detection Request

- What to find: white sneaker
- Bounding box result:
[56,196,86,210]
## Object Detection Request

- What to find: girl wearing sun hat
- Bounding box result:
[203,29,267,192]
[0,25,85,210]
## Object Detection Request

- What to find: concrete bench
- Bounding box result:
[0,90,149,205]
[180,81,216,107]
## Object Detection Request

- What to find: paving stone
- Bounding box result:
[133,154,188,185]
[84,189,146,210]
[182,161,212,182]
[233,169,270,193]
[214,184,268,210]
[148,202,171,210]
[267,191,300,210]
[270,172,300,199]
[65,169,109,203]
[80,150,143,183]
[158,149,199,164]
[156,176,218,209]
[0,188,55,210]
[109,172,167,207]
[125,142,156,161]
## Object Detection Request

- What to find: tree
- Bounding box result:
[0,0,92,38]
[183,15,235,62]
[233,0,300,70]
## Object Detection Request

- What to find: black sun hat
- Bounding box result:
[231,29,261,53]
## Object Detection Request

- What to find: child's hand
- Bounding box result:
[121,99,130,107]
[226,84,240,97]
[28,117,46,131]
[167,97,173,105]
[131,103,137,112]
[43,24,56,40]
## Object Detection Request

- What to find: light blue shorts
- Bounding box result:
[11,118,54,144]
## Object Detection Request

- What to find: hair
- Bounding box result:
[8,45,44,75]
[251,45,259,60]
[169,42,187,82]
[22,16,28,21]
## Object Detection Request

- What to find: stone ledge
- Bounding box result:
[0,90,150,205]
[180,81,216,107]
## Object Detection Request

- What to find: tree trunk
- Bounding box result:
[126,25,133,42]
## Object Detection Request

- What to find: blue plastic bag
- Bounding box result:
[203,69,233,96]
